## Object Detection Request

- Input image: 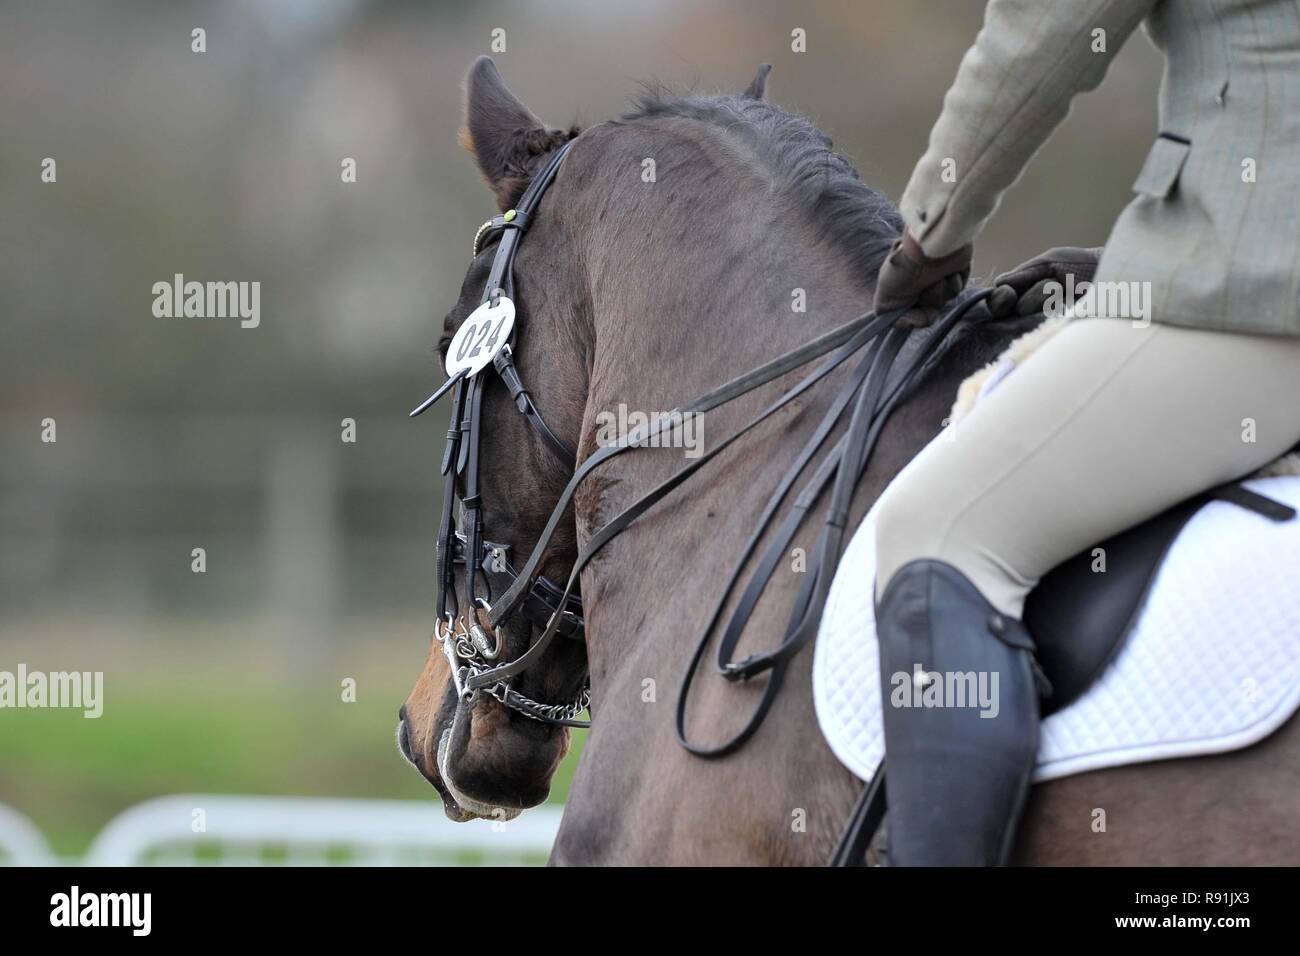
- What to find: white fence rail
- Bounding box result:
[0,797,562,866]
[0,803,56,866]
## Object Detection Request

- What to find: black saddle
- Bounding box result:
[1025,481,1296,717]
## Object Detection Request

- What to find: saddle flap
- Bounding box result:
[1023,497,1204,716]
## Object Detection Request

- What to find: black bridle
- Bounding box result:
[412,137,995,764]
[412,141,589,728]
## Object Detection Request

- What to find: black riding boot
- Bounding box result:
[876,560,1043,866]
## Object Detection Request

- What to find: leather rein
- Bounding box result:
[412,138,995,754]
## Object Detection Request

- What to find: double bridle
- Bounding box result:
[412,137,995,749]
[412,141,590,728]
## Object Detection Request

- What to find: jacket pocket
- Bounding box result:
[1132,134,1191,199]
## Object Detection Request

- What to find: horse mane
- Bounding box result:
[614,86,1035,391]
[614,84,905,282]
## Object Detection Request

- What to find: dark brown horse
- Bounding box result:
[399,57,1300,864]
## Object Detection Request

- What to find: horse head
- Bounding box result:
[398,57,591,822]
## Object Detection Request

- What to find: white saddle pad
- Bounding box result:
[813,476,1300,783]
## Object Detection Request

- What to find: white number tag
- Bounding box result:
[445,297,516,378]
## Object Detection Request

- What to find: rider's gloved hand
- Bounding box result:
[985,246,1104,319]
[874,229,974,328]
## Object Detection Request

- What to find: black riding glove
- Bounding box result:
[985,246,1105,319]
[874,229,974,328]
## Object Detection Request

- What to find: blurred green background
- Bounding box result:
[0,0,1160,856]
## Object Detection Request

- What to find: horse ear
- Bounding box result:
[461,56,579,211]
[743,64,772,100]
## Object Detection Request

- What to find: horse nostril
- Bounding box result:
[399,705,408,724]
[397,718,414,763]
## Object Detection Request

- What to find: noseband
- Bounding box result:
[413,136,995,745]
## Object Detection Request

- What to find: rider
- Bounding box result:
[871,0,1300,865]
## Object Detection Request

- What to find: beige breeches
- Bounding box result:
[874,317,1300,618]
